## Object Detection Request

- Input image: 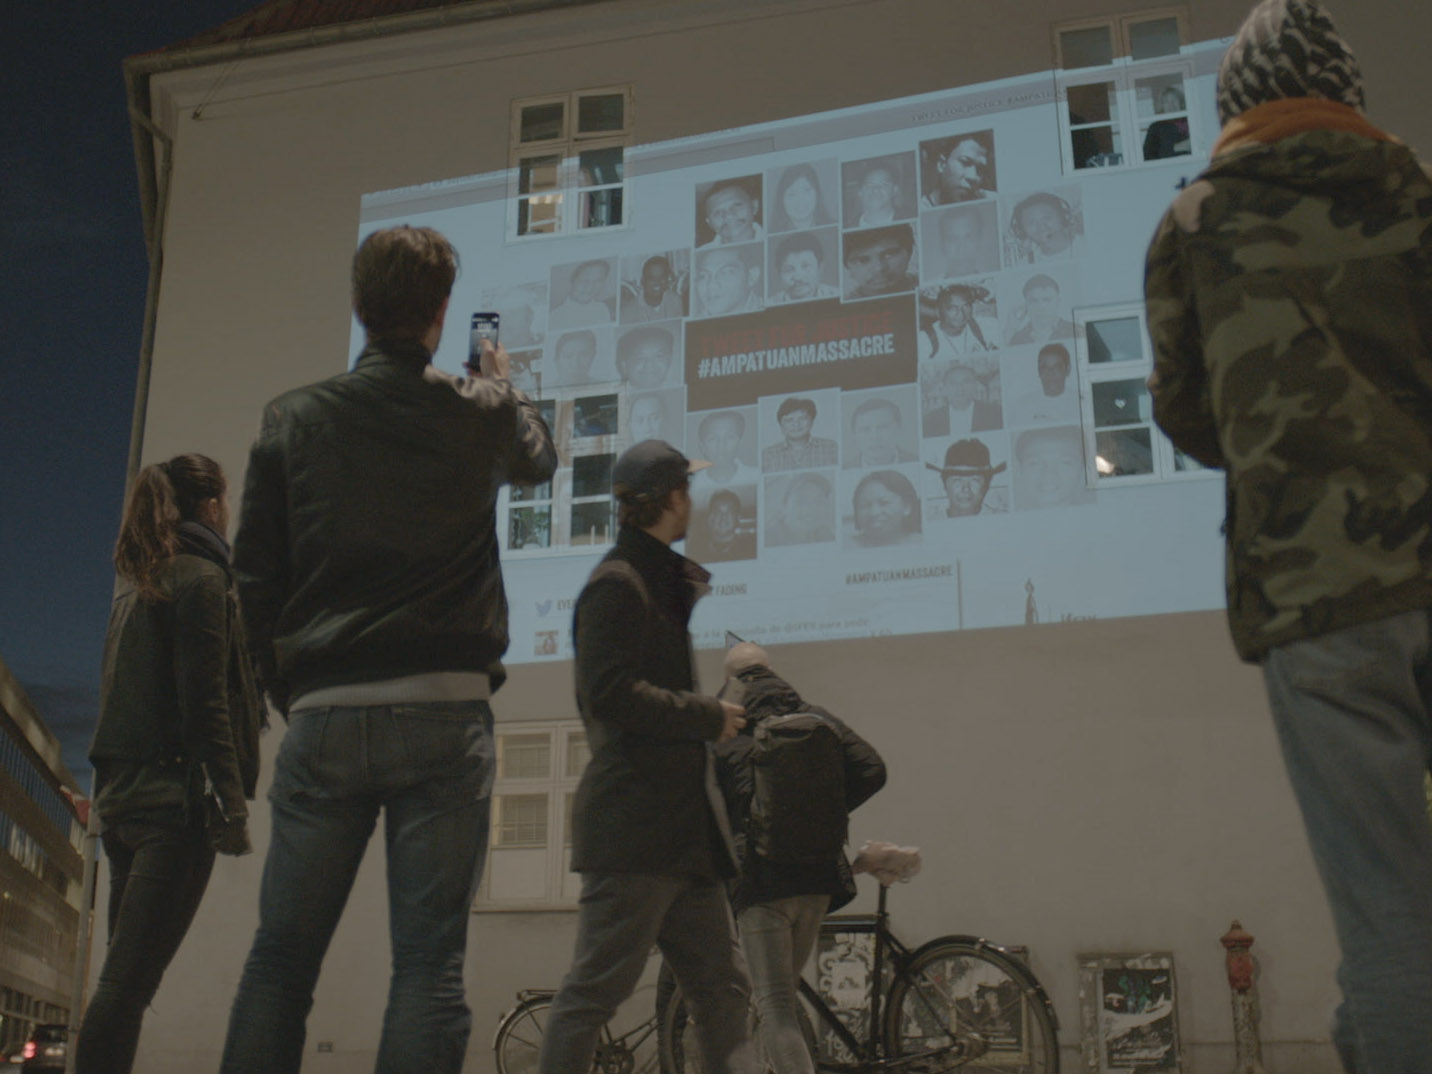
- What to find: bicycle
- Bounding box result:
[493,987,663,1074]
[662,872,1059,1074]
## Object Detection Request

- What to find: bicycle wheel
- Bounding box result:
[495,994,552,1074]
[661,983,817,1074]
[884,940,1059,1074]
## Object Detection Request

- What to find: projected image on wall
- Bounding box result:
[357,40,1230,661]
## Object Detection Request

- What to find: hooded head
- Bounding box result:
[1216,0,1365,125]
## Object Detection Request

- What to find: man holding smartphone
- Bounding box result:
[222,225,555,1074]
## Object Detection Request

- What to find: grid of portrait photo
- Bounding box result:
[481,123,1107,561]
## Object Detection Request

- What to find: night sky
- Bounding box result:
[1,3,259,783]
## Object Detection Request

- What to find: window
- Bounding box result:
[509,88,633,240]
[1053,10,1195,172]
[476,721,589,909]
[1072,303,1213,485]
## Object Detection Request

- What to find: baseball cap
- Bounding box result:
[611,440,710,503]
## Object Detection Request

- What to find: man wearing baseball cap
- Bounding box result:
[540,440,757,1074]
[927,438,1006,517]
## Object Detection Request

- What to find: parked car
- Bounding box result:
[19,1025,67,1073]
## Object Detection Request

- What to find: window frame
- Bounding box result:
[1071,301,1216,487]
[475,719,589,911]
[1052,9,1196,175]
[507,86,634,243]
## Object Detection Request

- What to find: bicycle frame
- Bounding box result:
[797,883,908,1067]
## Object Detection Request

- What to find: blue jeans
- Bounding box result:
[220,701,495,1074]
[1263,609,1432,1074]
[540,872,759,1074]
[739,895,826,1074]
[75,818,214,1074]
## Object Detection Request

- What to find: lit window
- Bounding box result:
[1053,10,1195,173]
[509,88,633,240]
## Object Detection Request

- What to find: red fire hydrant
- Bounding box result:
[1220,921,1265,1073]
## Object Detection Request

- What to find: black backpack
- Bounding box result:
[748,712,847,865]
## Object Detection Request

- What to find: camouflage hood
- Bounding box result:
[1145,127,1432,660]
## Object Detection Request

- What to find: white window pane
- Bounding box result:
[566,733,589,778]
[577,93,625,134]
[578,187,624,229]
[1137,76,1191,162]
[518,154,562,195]
[518,195,562,236]
[1095,427,1155,477]
[577,147,624,187]
[494,793,548,847]
[498,733,551,779]
[1060,25,1114,68]
[1129,17,1181,60]
[519,101,564,143]
[1092,379,1150,427]
[488,846,550,900]
[1086,318,1145,363]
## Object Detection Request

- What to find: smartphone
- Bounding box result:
[468,312,500,371]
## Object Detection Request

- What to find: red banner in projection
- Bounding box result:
[683,294,917,410]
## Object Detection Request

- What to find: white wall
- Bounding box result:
[112,0,1432,1070]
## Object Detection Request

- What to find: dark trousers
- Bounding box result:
[75,818,214,1074]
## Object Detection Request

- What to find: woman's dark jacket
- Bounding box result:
[89,523,263,826]
[716,664,886,914]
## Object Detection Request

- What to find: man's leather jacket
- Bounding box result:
[233,339,556,713]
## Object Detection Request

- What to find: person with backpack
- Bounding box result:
[716,642,886,1074]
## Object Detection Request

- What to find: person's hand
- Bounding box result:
[717,700,746,742]
[479,338,512,380]
[211,818,253,857]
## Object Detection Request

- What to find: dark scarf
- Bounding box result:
[177,520,232,568]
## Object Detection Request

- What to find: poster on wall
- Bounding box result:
[1077,952,1181,1074]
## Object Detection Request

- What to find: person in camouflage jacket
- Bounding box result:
[1145,2,1432,1071]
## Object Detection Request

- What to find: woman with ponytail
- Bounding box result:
[76,454,263,1074]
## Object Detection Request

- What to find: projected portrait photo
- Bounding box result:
[1002,268,1078,347]
[623,387,685,448]
[572,394,619,439]
[695,175,764,248]
[841,153,917,227]
[619,251,689,323]
[549,258,617,328]
[766,160,839,233]
[922,202,1002,280]
[508,506,551,551]
[760,390,841,472]
[923,435,1010,519]
[917,281,1000,361]
[693,244,765,318]
[843,468,922,549]
[1003,188,1085,265]
[685,487,758,564]
[842,388,919,469]
[478,282,548,349]
[1005,342,1080,427]
[615,323,682,390]
[768,229,841,305]
[765,470,837,547]
[921,359,1003,437]
[1013,425,1095,510]
[842,224,918,300]
[688,407,760,498]
[918,129,997,206]
[504,349,542,395]
[545,327,614,388]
